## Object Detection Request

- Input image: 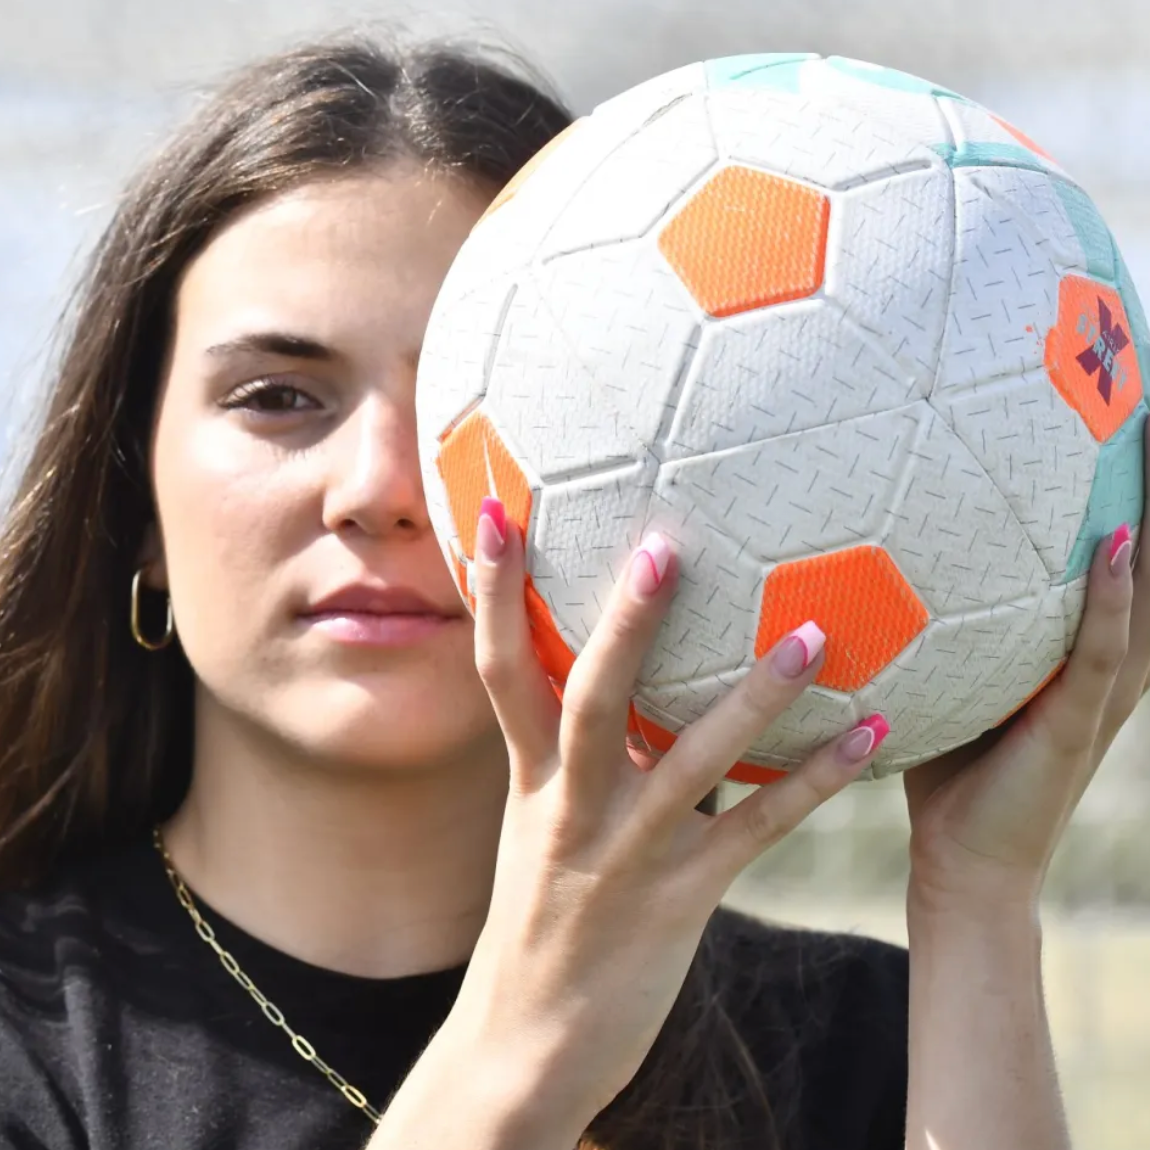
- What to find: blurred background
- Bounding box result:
[1,0,1147,1143]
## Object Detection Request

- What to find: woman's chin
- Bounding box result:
[263,679,502,774]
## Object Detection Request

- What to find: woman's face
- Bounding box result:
[150,168,503,771]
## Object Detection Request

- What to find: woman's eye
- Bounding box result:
[222,380,320,414]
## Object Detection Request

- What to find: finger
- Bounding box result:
[1129,418,1150,695]
[558,532,677,774]
[1038,525,1133,756]
[1134,416,1149,579]
[1114,514,1150,713]
[640,622,828,820]
[470,497,561,776]
[707,714,889,878]
[1130,557,1150,702]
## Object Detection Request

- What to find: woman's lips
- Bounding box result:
[300,582,466,646]
[302,610,462,647]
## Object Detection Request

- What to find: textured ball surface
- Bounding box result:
[416,54,1149,780]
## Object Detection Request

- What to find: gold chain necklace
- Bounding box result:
[152,827,383,1126]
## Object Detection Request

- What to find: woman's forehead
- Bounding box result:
[170,171,488,351]
[190,172,478,281]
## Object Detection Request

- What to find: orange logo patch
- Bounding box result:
[1044,276,1144,443]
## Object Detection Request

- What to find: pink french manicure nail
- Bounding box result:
[1109,523,1133,576]
[772,621,826,679]
[629,532,672,597]
[839,714,891,764]
[476,497,506,562]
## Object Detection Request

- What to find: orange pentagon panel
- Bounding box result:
[436,408,578,691]
[756,546,929,693]
[437,409,533,562]
[525,579,577,698]
[627,707,788,786]
[725,757,788,787]
[478,119,586,224]
[1044,276,1145,442]
[658,165,830,318]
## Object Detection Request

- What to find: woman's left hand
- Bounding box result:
[903,421,1150,914]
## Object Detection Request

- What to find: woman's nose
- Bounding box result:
[320,399,430,538]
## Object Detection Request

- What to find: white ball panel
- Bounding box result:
[804,57,952,149]
[660,300,924,459]
[931,370,1099,579]
[749,684,862,767]
[635,525,763,684]
[882,407,1049,613]
[531,240,702,458]
[531,458,658,648]
[826,167,954,381]
[462,169,567,287]
[657,406,923,561]
[857,592,1065,773]
[964,168,1087,275]
[634,672,735,729]
[467,92,695,284]
[591,62,708,125]
[417,276,518,455]
[707,88,947,191]
[635,674,858,769]
[539,95,718,259]
[900,596,1067,766]
[937,98,1070,179]
[483,275,652,481]
[934,169,1063,393]
[853,626,945,764]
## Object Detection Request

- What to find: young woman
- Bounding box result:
[0,32,1145,1150]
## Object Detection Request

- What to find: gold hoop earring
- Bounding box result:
[131,569,174,651]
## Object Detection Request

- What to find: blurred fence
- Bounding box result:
[2,1,1148,1145]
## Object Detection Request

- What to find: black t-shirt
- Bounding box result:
[0,838,909,1149]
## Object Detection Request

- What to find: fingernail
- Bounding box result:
[839,714,890,764]
[772,621,826,679]
[629,532,671,598]
[1109,523,1132,576]
[476,497,506,563]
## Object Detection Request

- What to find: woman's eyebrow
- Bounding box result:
[204,332,336,361]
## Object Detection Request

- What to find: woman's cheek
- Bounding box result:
[159,430,310,663]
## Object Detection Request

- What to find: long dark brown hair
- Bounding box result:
[0,32,802,1150]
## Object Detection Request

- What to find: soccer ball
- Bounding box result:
[415,54,1148,780]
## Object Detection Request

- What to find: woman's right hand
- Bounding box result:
[378,499,889,1149]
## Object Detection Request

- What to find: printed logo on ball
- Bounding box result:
[1045,276,1144,442]
[1076,298,1131,403]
